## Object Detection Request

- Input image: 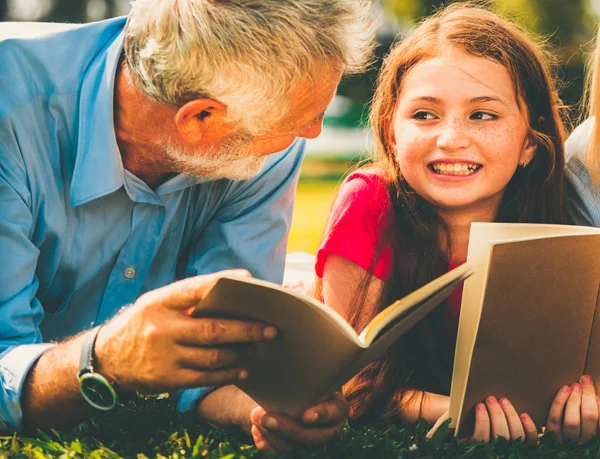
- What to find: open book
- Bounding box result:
[194,263,473,417]
[449,223,600,437]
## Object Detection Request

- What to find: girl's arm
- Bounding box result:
[399,390,449,424]
[322,253,446,423]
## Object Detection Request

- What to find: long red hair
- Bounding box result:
[333,2,569,422]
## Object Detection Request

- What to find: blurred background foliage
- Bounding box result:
[1,0,597,116]
[1,0,599,252]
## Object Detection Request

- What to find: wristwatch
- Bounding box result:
[77,326,118,411]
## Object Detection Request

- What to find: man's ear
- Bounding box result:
[174,98,228,143]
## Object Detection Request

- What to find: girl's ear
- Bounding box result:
[519,132,537,167]
[387,118,397,150]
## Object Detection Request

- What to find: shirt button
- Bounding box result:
[123,267,136,279]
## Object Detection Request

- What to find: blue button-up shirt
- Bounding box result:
[0,18,304,430]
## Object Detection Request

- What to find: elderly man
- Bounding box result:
[0,0,375,451]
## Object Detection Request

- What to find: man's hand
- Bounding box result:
[93,270,278,392]
[249,392,348,452]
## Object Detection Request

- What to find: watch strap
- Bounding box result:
[79,326,101,377]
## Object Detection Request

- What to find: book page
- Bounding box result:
[321,267,473,399]
[455,234,600,437]
[194,277,362,417]
[359,263,474,345]
[583,286,600,387]
[467,222,600,240]
[450,223,600,429]
[448,226,499,427]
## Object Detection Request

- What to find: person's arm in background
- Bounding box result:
[564,118,598,226]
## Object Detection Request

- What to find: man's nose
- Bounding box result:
[299,121,324,140]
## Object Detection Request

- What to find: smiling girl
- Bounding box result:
[315,3,596,444]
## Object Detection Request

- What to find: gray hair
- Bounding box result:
[124,0,376,134]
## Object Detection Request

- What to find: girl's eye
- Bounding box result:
[412,111,437,120]
[471,111,497,121]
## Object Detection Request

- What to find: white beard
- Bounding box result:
[164,133,267,181]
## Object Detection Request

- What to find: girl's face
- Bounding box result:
[392,49,536,214]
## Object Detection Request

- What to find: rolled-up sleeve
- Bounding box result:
[177,138,305,412]
[0,146,51,431]
[0,344,55,431]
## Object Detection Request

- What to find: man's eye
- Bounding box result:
[471,112,497,120]
[413,111,436,120]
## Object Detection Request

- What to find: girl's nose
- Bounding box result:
[436,119,471,151]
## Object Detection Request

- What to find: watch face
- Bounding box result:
[78,373,117,411]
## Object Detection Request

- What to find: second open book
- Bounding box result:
[449,223,600,437]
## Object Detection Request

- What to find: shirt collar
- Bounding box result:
[69,18,212,206]
[70,18,126,207]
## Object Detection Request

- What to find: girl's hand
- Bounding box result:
[427,396,537,445]
[470,396,538,445]
[545,375,599,443]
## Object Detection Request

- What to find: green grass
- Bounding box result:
[2,395,599,458]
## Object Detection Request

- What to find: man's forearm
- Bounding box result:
[196,385,258,434]
[21,333,93,430]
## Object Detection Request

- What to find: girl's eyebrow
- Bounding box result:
[409,96,442,104]
[469,95,508,106]
[407,95,508,106]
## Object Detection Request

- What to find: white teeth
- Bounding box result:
[431,162,480,176]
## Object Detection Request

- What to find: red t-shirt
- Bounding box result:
[315,171,463,329]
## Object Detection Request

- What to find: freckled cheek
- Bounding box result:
[393,128,433,167]
[477,123,526,163]
[480,138,524,170]
[482,147,521,191]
